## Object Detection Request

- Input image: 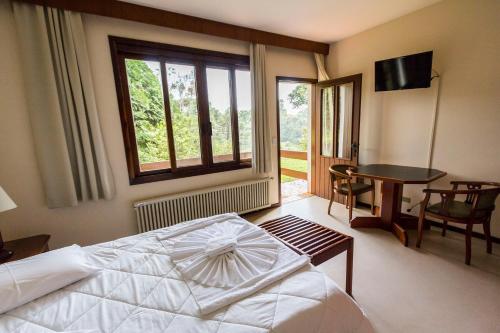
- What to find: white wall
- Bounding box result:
[0,2,316,248]
[326,0,500,236]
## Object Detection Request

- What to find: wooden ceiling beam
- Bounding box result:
[13,0,330,55]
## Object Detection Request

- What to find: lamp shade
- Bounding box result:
[0,186,17,213]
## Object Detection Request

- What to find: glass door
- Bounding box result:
[312,74,362,202]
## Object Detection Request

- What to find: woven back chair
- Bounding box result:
[417,181,500,265]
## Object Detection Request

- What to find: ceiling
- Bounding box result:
[122,0,441,43]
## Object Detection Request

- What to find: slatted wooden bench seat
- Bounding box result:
[259,214,354,296]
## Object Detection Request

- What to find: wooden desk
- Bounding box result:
[348,164,446,246]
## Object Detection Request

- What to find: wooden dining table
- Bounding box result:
[348,164,446,246]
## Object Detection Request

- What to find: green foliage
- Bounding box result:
[238,109,252,154]
[279,83,310,151]
[166,64,202,160]
[125,59,169,164]
[209,104,233,156]
[288,84,309,109]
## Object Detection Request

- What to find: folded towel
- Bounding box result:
[169,217,279,288]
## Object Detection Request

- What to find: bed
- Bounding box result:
[0,214,373,333]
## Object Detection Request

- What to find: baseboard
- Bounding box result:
[240,203,279,217]
[356,202,500,244]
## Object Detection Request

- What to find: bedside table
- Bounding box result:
[0,235,51,264]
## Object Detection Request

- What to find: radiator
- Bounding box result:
[134,178,271,233]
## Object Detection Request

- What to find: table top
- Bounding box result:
[348,164,446,184]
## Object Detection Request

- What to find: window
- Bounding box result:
[110,37,252,184]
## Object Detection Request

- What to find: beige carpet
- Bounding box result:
[245,196,500,333]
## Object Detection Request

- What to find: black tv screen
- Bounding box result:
[375,51,433,91]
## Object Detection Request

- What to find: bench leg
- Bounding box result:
[346,239,353,296]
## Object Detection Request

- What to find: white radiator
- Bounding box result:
[134,178,271,233]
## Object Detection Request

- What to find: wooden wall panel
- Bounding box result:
[15,0,329,55]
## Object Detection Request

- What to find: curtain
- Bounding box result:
[250,43,271,174]
[12,2,115,208]
[314,53,330,81]
[315,52,335,156]
[338,83,353,158]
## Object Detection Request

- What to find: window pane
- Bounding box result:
[166,63,202,167]
[235,70,252,160]
[206,68,234,163]
[321,87,334,157]
[125,59,170,172]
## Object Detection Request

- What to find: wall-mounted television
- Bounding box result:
[375,51,433,91]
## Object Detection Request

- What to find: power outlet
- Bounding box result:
[402,196,411,203]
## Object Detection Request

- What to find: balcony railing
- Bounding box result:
[280,150,307,180]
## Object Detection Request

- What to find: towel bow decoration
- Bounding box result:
[169,220,279,288]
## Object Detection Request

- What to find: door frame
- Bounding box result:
[275,76,318,205]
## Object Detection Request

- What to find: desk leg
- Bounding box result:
[350,182,411,246]
[381,182,409,246]
[346,238,353,297]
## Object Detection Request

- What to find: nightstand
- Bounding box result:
[0,235,51,264]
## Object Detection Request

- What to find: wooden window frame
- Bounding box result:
[318,74,362,161]
[109,36,251,185]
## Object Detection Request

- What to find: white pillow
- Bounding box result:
[0,244,99,314]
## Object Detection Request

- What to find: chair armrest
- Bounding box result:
[450,181,486,186]
[423,188,481,195]
[422,188,485,217]
[450,180,500,189]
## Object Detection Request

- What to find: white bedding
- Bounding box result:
[0,214,374,333]
[158,213,311,314]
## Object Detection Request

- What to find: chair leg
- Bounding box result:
[441,220,448,237]
[349,195,353,221]
[483,217,492,254]
[370,189,375,215]
[328,191,335,214]
[465,223,473,265]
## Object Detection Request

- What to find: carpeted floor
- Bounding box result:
[245,196,500,333]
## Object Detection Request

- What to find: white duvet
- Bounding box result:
[158,213,311,314]
[0,214,374,333]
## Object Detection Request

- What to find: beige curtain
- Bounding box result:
[12,2,115,208]
[338,83,354,159]
[314,53,330,81]
[315,53,335,156]
[250,43,271,174]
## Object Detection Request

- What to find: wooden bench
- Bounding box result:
[259,215,354,296]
